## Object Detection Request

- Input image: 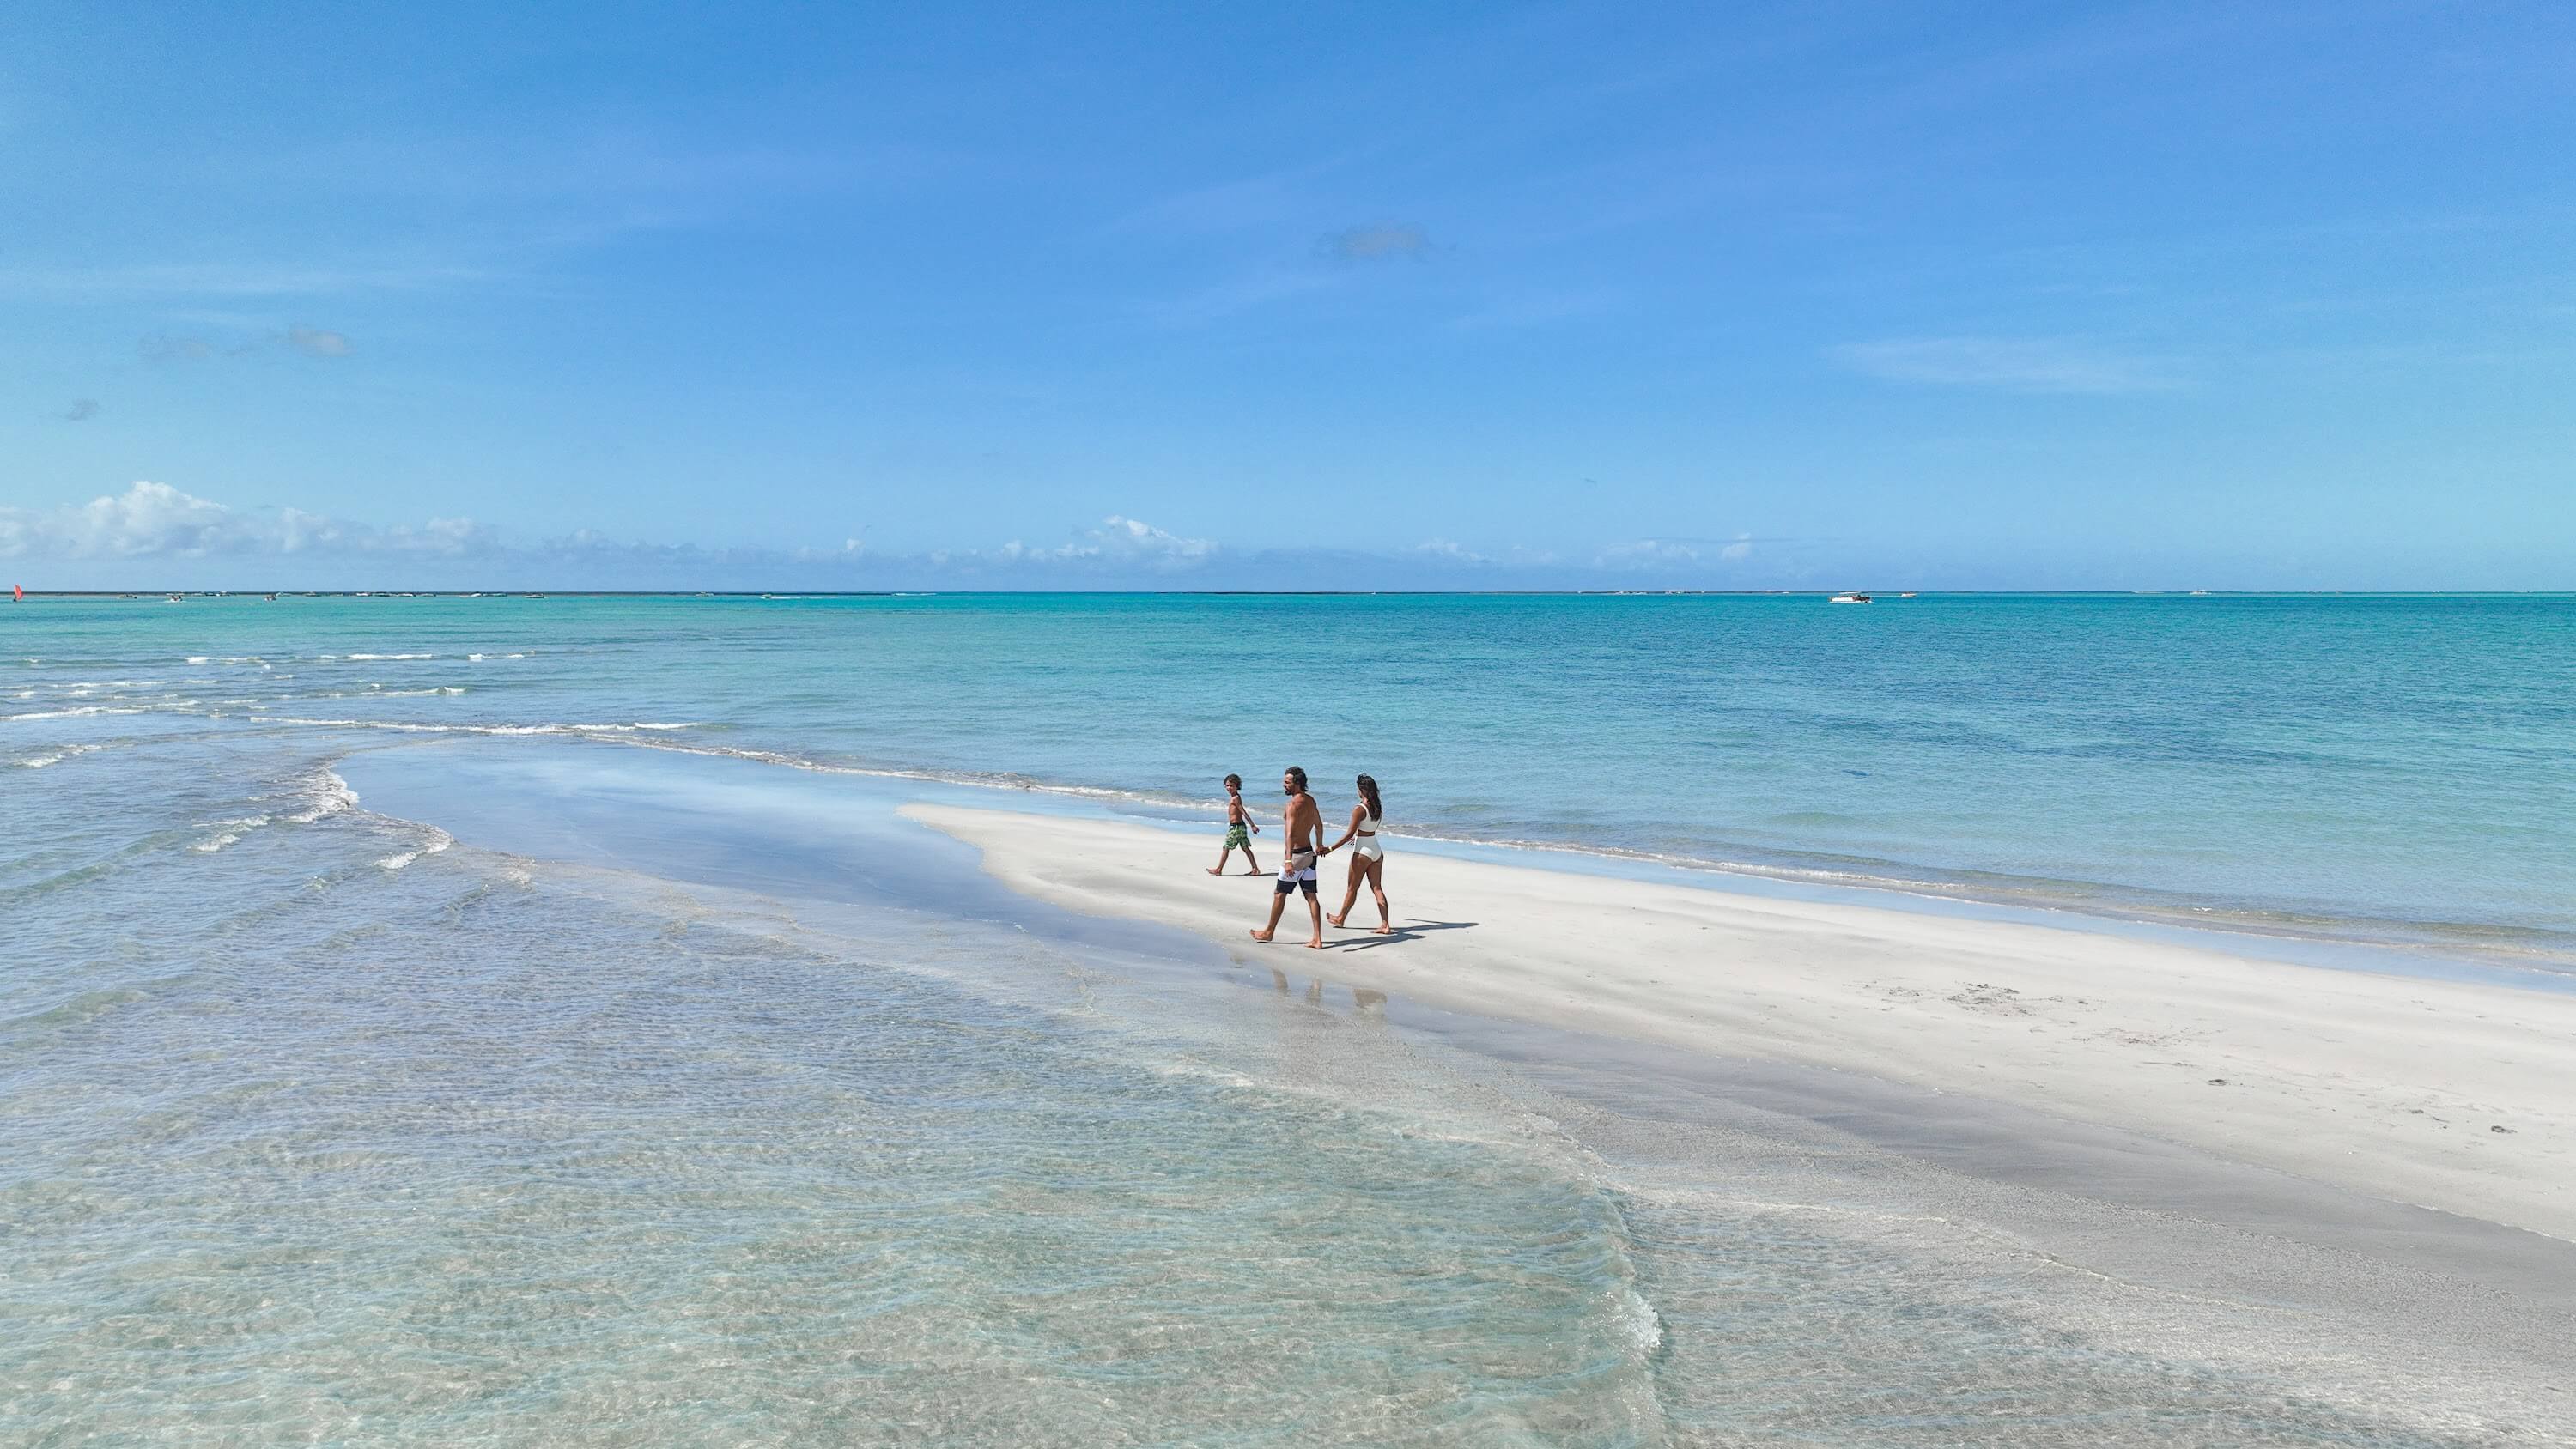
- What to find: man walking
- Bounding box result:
[1249,765,1328,949]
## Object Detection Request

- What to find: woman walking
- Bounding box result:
[1323,773,1393,935]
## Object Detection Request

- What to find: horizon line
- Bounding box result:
[11,589,2573,600]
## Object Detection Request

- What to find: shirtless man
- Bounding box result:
[1249,765,1328,949]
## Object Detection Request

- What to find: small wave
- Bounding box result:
[191,816,270,854]
[345,652,434,661]
[1615,1283,1665,1357]
[283,769,358,824]
[13,743,104,770]
[4,985,153,1033]
[377,828,454,871]
[269,717,696,738]
[184,655,210,664]
[615,736,1167,798]
[4,706,143,722]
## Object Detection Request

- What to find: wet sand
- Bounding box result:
[905,803,2576,1246]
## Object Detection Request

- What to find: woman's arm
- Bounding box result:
[1323,804,1367,852]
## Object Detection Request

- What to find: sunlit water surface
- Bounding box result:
[6,597,2571,1444]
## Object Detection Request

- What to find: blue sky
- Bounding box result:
[3,1,2570,589]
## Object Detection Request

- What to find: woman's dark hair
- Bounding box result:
[1224,773,1242,788]
[1356,774,1382,821]
[1285,765,1308,791]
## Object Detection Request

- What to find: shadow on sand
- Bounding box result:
[1325,919,1477,951]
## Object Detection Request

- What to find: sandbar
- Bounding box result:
[902,803,2576,1245]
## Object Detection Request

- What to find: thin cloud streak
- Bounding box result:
[1832,336,2182,395]
[141,326,357,362]
[0,261,483,301]
[1319,223,1432,261]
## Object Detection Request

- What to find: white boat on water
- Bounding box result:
[1829,591,1872,604]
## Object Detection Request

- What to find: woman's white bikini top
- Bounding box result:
[1356,809,1377,836]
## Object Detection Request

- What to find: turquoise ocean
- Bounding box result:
[6,592,2573,1445]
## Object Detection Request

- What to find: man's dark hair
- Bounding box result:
[1285,765,1308,791]
[1224,773,1242,788]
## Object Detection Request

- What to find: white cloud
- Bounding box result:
[286,325,353,357]
[1595,537,1701,568]
[0,482,491,561]
[1832,336,2178,395]
[1594,532,1759,569]
[994,515,1217,570]
[1411,538,1489,563]
[1,485,1778,591]
[52,482,246,557]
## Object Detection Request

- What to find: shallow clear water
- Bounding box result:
[5,596,2572,1443]
[9,592,2572,959]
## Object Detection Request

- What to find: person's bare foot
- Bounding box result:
[1326,912,1347,927]
[1305,937,1325,949]
[1372,924,1394,935]
[1206,866,1223,876]
[1249,928,1273,943]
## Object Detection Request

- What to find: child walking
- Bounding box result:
[1206,773,1263,876]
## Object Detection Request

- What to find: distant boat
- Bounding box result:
[164,593,183,603]
[1898,591,1917,599]
[264,593,277,602]
[1829,591,1873,604]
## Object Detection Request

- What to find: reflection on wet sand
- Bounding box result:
[1267,968,1391,1016]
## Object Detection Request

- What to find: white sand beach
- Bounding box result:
[906,803,2576,1244]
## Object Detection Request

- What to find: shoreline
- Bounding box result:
[592,735,2576,979]
[905,801,2576,1245]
